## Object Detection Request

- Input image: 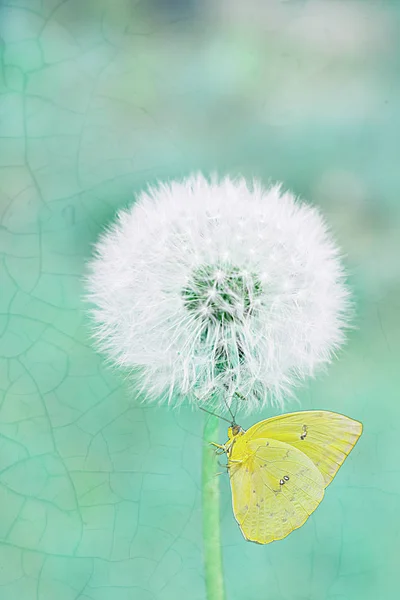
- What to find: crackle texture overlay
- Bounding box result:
[0,1,400,599]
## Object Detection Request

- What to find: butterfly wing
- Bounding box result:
[245,411,362,487]
[229,436,325,544]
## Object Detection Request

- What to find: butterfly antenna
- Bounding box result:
[232,391,249,425]
[231,393,239,423]
[234,391,247,403]
[220,385,236,425]
[198,405,232,424]
[193,389,235,425]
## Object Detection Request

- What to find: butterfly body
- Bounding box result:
[217,410,362,544]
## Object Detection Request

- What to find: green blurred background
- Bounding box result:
[0,1,399,599]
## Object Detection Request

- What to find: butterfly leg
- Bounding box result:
[210,442,226,455]
[215,464,228,477]
[210,442,225,450]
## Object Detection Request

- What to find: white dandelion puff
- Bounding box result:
[86,174,351,414]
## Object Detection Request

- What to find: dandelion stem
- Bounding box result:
[202,415,226,600]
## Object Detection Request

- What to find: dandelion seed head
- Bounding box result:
[86,174,351,414]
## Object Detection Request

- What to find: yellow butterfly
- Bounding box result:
[213,410,362,544]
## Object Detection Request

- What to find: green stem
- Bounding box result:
[202,415,226,600]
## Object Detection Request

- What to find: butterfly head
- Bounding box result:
[221,423,245,456]
[227,423,244,440]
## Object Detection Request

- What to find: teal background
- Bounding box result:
[1,1,399,599]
